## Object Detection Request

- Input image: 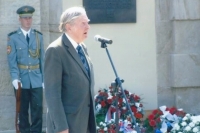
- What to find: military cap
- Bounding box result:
[16,5,35,17]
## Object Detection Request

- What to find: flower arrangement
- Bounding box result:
[95,86,144,133]
[142,105,186,133]
[170,114,200,133]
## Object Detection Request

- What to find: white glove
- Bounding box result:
[12,79,22,90]
[42,83,44,89]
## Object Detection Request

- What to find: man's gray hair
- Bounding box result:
[59,6,87,32]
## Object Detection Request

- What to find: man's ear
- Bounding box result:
[65,23,71,32]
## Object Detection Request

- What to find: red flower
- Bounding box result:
[110,106,116,113]
[157,110,163,115]
[107,99,112,104]
[110,124,115,129]
[169,107,177,115]
[152,109,159,115]
[131,106,137,113]
[121,108,127,114]
[156,117,161,123]
[98,129,105,133]
[149,119,156,127]
[112,96,117,100]
[99,92,105,96]
[108,129,116,133]
[148,114,155,120]
[101,101,106,107]
[118,98,123,104]
[124,90,129,94]
[126,116,132,121]
[133,95,140,101]
[135,112,143,119]
[176,110,186,117]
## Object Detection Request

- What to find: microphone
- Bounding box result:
[94,35,113,44]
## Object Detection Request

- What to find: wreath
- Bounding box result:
[95,86,144,133]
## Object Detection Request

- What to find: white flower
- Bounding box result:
[122,106,127,110]
[185,126,191,131]
[107,93,112,99]
[186,113,191,117]
[192,115,200,123]
[172,123,180,130]
[137,107,142,112]
[103,123,106,127]
[96,104,102,112]
[195,122,200,126]
[177,108,183,111]
[135,102,140,107]
[103,127,107,131]
[189,122,195,128]
[182,116,188,121]
[96,126,100,130]
[100,122,104,125]
[181,121,187,126]
[123,98,126,103]
[193,127,199,132]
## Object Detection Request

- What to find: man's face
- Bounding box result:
[67,14,90,43]
[19,17,32,31]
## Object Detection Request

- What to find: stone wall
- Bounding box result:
[156,0,200,114]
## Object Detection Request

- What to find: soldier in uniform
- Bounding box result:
[7,5,44,133]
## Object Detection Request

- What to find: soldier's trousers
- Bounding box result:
[15,87,43,133]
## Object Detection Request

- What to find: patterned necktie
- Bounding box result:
[76,45,90,76]
[26,34,29,43]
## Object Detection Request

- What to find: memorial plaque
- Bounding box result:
[83,0,136,24]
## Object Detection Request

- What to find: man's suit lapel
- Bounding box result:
[62,34,90,80]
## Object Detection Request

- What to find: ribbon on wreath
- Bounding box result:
[119,120,137,133]
[159,106,180,133]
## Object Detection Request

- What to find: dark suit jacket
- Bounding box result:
[44,34,96,133]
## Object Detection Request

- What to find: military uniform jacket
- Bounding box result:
[7,28,44,89]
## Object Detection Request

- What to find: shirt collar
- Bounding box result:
[20,28,31,37]
[65,33,81,52]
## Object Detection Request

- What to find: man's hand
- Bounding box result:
[59,129,69,133]
[12,79,22,90]
[12,79,18,89]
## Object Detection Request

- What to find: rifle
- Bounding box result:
[15,82,21,133]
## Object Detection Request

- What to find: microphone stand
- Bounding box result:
[100,42,141,133]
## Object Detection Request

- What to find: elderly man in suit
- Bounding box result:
[7,5,44,133]
[44,6,97,133]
